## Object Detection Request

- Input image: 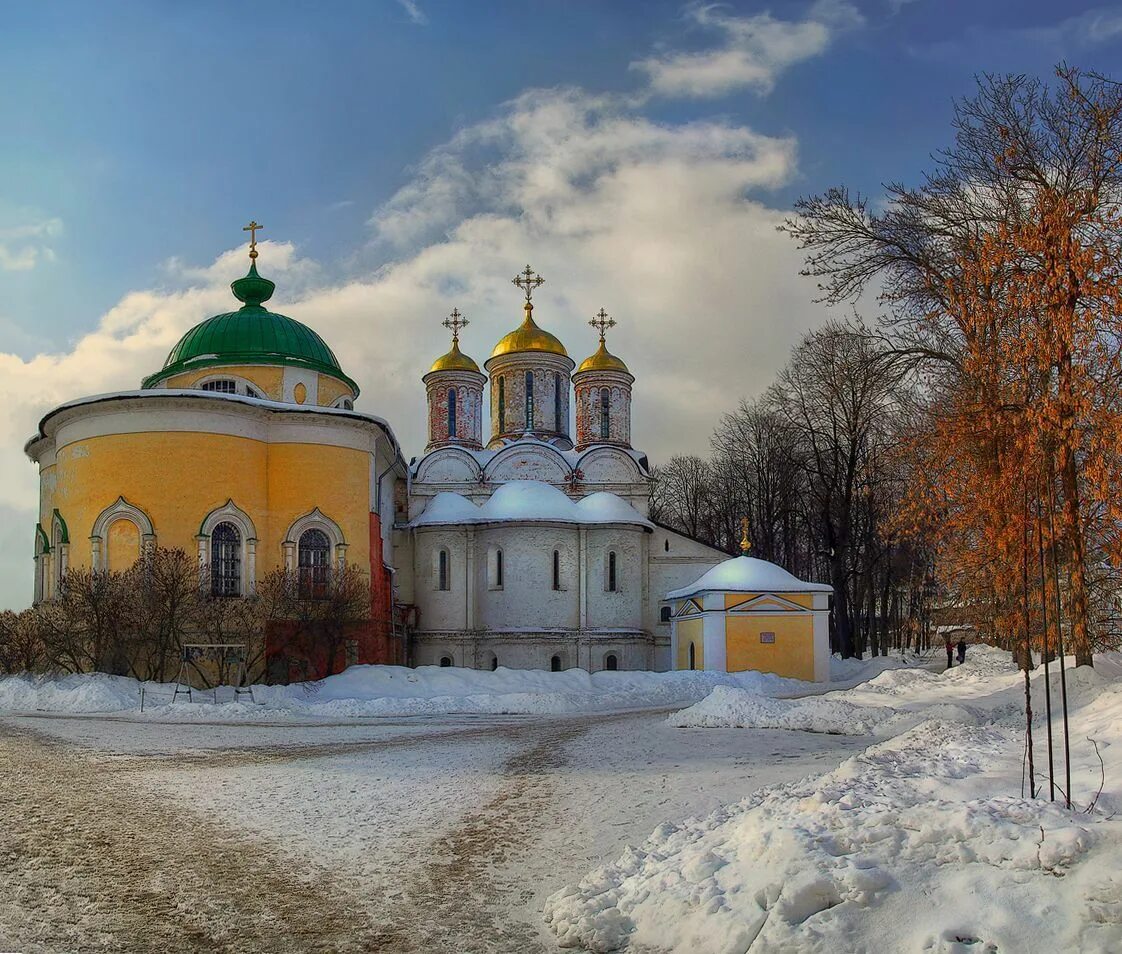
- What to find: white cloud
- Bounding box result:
[915,4,1122,59]
[396,0,427,26]
[0,217,63,271]
[0,56,845,610]
[634,0,864,98]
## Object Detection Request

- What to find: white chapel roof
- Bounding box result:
[410,480,652,528]
[666,555,833,600]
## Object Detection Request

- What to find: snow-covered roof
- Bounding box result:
[666,555,832,599]
[410,436,650,474]
[410,480,653,529]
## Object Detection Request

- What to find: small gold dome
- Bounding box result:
[490,302,568,359]
[577,338,630,374]
[429,338,480,373]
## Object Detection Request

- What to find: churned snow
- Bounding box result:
[410,480,653,528]
[545,646,1122,953]
[665,554,832,599]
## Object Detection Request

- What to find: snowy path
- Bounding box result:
[0,709,868,953]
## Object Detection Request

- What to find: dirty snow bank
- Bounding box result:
[0,653,912,719]
[546,648,1122,952]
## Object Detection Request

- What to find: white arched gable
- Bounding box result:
[574,446,644,484]
[282,508,348,572]
[197,500,258,594]
[90,496,155,569]
[484,443,571,484]
[415,447,484,484]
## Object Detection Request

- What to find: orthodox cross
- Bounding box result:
[589,307,616,341]
[442,307,469,342]
[243,220,263,261]
[512,264,545,302]
[740,516,752,554]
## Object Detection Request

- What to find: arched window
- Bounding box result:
[554,372,563,431]
[688,642,696,671]
[211,522,242,597]
[664,539,670,552]
[334,397,353,410]
[298,528,331,598]
[660,605,672,623]
[498,377,506,432]
[447,388,458,439]
[550,655,562,672]
[605,653,618,671]
[607,550,618,592]
[491,655,499,671]
[246,385,264,399]
[525,370,535,429]
[202,379,238,394]
[552,549,561,591]
[438,548,450,591]
[439,655,453,668]
[600,387,611,439]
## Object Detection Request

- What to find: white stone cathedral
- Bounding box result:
[393,267,726,672]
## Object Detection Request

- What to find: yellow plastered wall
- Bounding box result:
[676,616,704,670]
[725,592,814,609]
[316,374,356,407]
[106,519,140,572]
[725,613,815,681]
[162,366,285,400]
[44,431,370,577]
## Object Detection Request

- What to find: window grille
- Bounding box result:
[447,388,457,438]
[202,379,238,394]
[297,528,331,598]
[525,370,534,429]
[600,387,611,439]
[211,522,241,596]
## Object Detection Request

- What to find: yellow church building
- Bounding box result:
[666,537,832,682]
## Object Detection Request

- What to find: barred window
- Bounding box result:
[448,388,458,439]
[525,370,534,429]
[298,528,331,598]
[211,522,241,597]
[498,377,506,431]
[554,372,563,431]
[600,387,611,439]
[202,379,238,394]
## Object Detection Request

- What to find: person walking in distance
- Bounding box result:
[956,638,967,665]
[945,636,954,670]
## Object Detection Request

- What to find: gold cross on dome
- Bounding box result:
[242,220,263,261]
[442,307,469,341]
[740,517,752,554]
[590,307,616,341]
[512,264,545,301]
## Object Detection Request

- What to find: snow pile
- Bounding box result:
[669,686,901,735]
[546,650,1122,953]
[0,671,152,713]
[0,652,919,720]
[411,480,652,528]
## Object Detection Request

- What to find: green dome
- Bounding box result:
[142,263,358,394]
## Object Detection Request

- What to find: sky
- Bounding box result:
[2,0,1122,609]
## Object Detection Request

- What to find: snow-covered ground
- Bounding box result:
[0,653,911,720]
[545,646,1122,953]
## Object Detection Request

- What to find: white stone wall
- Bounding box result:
[412,633,652,671]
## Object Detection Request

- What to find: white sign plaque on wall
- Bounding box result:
[760,632,776,644]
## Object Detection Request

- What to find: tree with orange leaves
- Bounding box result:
[785,67,1122,666]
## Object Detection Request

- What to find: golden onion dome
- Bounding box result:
[577,338,630,375]
[429,338,480,374]
[490,302,568,359]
